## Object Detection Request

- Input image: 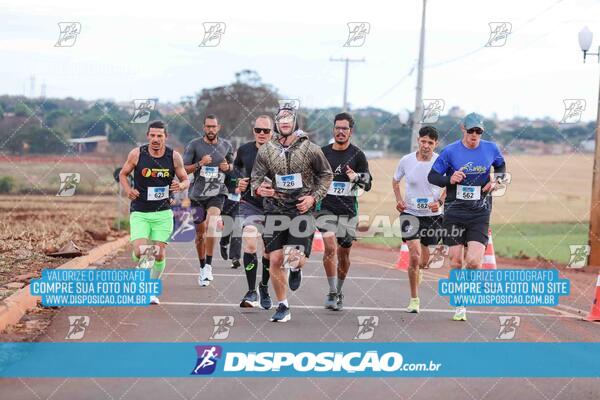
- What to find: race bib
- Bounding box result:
[413,197,433,210]
[199,166,219,179]
[456,185,481,200]
[147,186,169,201]
[275,173,303,189]
[227,192,241,202]
[327,181,353,196]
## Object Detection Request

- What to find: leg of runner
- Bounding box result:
[406,239,422,313]
[240,225,260,308]
[465,241,485,269]
[201,206,221,284]
[322,232,338,309]
[448,244,466,320]
[335,244,351,311]
[268,249,291,322]
[259,252,272,309]
[195,221,208,286]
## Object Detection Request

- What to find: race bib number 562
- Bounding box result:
[456,185,481,200]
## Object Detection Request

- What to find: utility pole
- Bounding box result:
[330,57,365,110]
[411,0,428,152]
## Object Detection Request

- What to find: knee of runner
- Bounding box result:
[409,253,420,266]
[465,256,481,269]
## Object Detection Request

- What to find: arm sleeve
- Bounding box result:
[225,143,234,164]
[355,151,372,191]
[492,143,506,168]
[311,145,334,203]
[428,168,451,187]
[233,150,245,177]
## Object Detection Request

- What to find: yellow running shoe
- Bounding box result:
[406,297,420,313]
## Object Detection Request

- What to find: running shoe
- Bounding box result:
[324,292,338,309]
[149,295,160,305]
[220,244,228,260]
[334,292,344,311]
[453,306,467,321]
[204,264,214,281]
[231,259,241,269]
[406,297,420,313]
[198,267,210,287]
[270,303,291,322]
[288,269,302,291]
[240,290,259,308]
[258,283,272,310]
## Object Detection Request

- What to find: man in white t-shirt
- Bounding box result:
[392,126,445,313]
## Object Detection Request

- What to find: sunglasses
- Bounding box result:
[466,128,483,135]
[254,128,272,134]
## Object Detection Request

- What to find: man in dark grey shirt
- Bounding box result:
[183,114,234,287]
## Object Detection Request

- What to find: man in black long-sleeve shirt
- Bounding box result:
[428,113,506,322]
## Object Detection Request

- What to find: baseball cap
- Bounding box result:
[463,113,485,130]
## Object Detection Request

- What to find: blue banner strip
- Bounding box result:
[1,342,599,378]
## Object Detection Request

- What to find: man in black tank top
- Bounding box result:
[119,120,190,305]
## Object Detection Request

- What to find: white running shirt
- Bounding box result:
[393,152,443,217]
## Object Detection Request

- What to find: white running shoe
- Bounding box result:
[150,296,160,305]
[453,306,467,321]
[198,267,210,287]
[204,264,214,281]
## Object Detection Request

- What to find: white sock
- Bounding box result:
[279,299,289,307]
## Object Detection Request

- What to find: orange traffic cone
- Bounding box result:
[585,273,600,322]
[311,230,325,253]
[395,243,409,271]
[481,229,497,270]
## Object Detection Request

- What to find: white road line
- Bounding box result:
[161,272,422,281]
[158,301,578,319]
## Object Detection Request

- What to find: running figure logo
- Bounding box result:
[57,173,80,197]
[130,99,157,124]
[426,245,448,269]
[354,316,379,340]
[55,22,81,47]
[496,316,520,340]
[567,245,590,269]
[486,22,512,47]
[191,345,222,375]
[490,172,512,197]
[65,316,89,340]
[199,22,226,47]
[210,316,234,340]
[344,22,370,47]
[138,245,159,269]
[422,99,445,124]
[560,99,586,124]
[171,207,200,242]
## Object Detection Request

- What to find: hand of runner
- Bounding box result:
[428,201,440,213]
[237,177,250,192]
[395,200,406,212]
[170,181,182,193]
[450,171,466,184]
[219,160,229,172]
[345,165,358,181]
[257,182,275,197]
[482,180,496,193]
[297,195,315,213]
[127,188,140,200]
[200,155,212,166]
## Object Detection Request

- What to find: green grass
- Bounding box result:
[359,222,589,264]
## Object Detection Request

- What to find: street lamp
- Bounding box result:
[578,26,600,267]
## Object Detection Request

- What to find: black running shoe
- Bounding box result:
[220,244,228,260]
[258,283,272,310]
[231,259,241,269]
[240,290,258,308]
[288,269,302,291]
[270,303,291,322]
[334,292,344,311]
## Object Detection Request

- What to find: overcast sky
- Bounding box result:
[1,0,600,121]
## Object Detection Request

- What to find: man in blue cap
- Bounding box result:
[427,112,507,321]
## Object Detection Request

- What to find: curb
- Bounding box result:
[0,235,130,333]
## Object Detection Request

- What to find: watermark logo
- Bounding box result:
[199,22,226,47]
[344,22,370,47]
[282,245,305,269]
[171,207,202,242]
[191,345,222,375]
[496,316,520,340]
[55,22,81,47]
[422,99,445,123]
[65,316,89,340]
[57,173,80,197]
[560,99,586,124]
[138,245,159,269]
[426,245,448,269]
[567,245,590,269]
[130,99,157,124]
[354,316,378,340]
[490,172,512,197]
[486,22,512,47]
[210,316,234,339]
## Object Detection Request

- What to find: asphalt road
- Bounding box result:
[1,242,599,400]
